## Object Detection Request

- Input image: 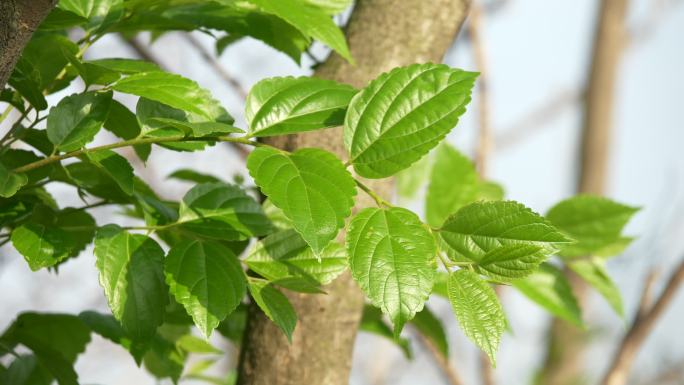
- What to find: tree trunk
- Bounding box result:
[539,1,629,384]
[236,1,471,384]
[0,0,57,90]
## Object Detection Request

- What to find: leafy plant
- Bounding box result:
[0,0,639,384]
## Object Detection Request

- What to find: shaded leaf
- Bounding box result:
[359,305,412,359]
[512,263,582,327]
[411,306,449,358]
[426,144,478,226]
[476,244,548,281]
[165,240,246,337]
[94,225,168,340]
[46,91,113,152]
[0,161,27,198]
[85,149,134,195]
[247,278,297,341]
[568,258,623,317]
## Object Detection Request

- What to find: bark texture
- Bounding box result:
[539,1,629,384]
[237,1,471,384]
[0,0,57,90]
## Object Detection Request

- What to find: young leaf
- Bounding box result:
[175,335,222,355]
[167,169,222,184]
[447,270,505,365]
[512,263,583,326]
[439,201,571,262]
[568,258,623,317]
[426,144,478,226]
[344,64,477,178]
[245,76,356,137]
[546,195,638,258]
[245,229,348,287]
[85,150,134,195]
[113,71,233,122]
[149,118,242,138]
[396,152,432,200]
[165,240,247,338]
[247,278,297,341]
[245,0,352,62]
[46,91,113,152]
[94,225,168,341]
[359,305,412,359]
[476,244,548,281]
[411,306,449,358]
[177,182,272,240]
[0,161,28,198]
[347,207,436,336]
[247,147,356,255]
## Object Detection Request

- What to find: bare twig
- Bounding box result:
[636,269,660,320]
[414,330,463,385]
[494,89,581,152]
[469,3,491,178]
[602,256,684,385]
[180,33,248,100]
[118,34,168,70]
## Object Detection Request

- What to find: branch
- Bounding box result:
[413,330,463,385]
[469,2,492,179]
[180,33,248,100]
[602,256,684,385]
[12,135,262,174]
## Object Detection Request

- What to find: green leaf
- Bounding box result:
[347,207,436,336]
[46,91,113,152]
[426,144,478,226]
[476,180,505,201]
[245,0,352,62]
[247,147,355,255]
[0,161,27,198]
[247,278,297,341]
[262,199,292,230]
[78,311,148,364]
[0,313,91,385]
[143,331,185,383]
[165,240,247,338]
[344,64,477,178]
[216,304,247,344]
[447,270,505,365]
[177,182,272,240]
[476,245,548,281]
[0,149,52,184]
[150,117,242,137]
[94,225,168,341]
[546,195,638,258]
[512,263,582,327]
[245,229,347,288]
[0,355,52,385]
[103,100,149,161]
[245,76,356,137]
[568,258,623,317]
[359,305,412,359]
[175,335,222,354]
[396,152,432,200]
[85,150,134,195]
[439,201,571,263]
[303,0,352,14]
[411,306,449,358]
[431,271,449,298]
[85,58,161,74]
[58,0,115,23]
[167,169,222,184]
[113,71,233,122]
[11,208,96,271]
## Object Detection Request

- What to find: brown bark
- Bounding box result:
[539,1,629,384]
[0,0,57,90]
[237,1,472,384]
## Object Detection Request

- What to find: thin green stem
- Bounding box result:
[12,135,262,174]
[438,252,453,273]
[0,105,14,124]
[355,179,392,208]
